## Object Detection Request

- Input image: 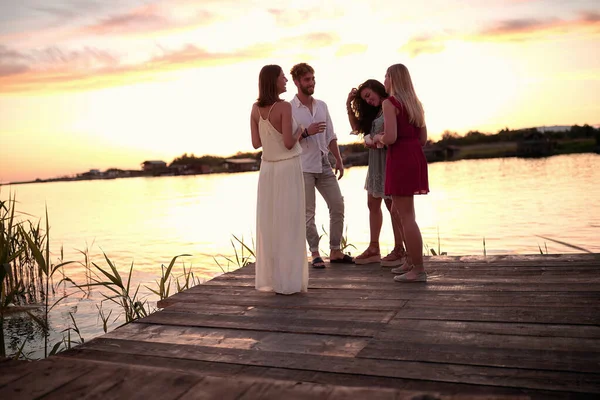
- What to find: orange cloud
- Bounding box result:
[0,3,220,48]
[400,12,600,57]
[401,36,447,57]
[0,31,336,94]
[474,11,600,41]
[0,46,263,94]
[81,4,218,37]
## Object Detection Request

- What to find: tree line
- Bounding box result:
[167,124,599,167]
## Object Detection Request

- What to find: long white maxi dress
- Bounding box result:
[255,103,308,294]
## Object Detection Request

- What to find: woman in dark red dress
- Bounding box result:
[374,63,429,282]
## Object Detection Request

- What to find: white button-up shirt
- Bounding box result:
[291,95,337,174]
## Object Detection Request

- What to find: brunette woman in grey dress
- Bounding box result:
[346,79,407,267]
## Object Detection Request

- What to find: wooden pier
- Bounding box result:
[1,254,599,399]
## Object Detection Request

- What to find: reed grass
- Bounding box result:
[146,254,193,301]
[213,234,255,273]
[2,194,73,357]
[483,237,487,257]
[18,205,74,358]
[318,225,357,256]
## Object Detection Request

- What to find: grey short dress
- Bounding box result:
[364,113,390,199]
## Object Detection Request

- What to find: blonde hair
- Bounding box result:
[386,64,425,128]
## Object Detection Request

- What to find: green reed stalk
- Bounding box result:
[19,206,73,358]
[212,234,256,274]
[319,225,356,256]
[77,253,151,325]
[483,237,486,257]
[536,235,591,253]
[146,254,191,301]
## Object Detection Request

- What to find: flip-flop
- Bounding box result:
[312,256,326,269]
[329,254,354,264]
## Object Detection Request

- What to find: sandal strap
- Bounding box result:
[356,247,380,258]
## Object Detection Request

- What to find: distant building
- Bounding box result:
[141,160,167,172]
[223,158,258,172]
[78,169,102,179]
[105,168,129,179]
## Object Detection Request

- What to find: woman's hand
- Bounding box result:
[364,135,377,149]
[346,88,357,108]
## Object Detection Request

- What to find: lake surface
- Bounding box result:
[3,153,600,357]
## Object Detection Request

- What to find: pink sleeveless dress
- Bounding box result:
[384,96,429,196]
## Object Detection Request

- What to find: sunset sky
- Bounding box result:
[1,0,599,183]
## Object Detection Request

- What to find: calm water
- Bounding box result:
[3,153,600,357]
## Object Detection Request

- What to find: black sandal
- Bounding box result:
[329,254,354,264]
[311,256,326,269]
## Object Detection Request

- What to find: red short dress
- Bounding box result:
[384,96,429,196]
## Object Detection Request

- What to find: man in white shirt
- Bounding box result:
[290,62,354,268]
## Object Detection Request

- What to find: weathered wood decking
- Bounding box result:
[1,254,599,399]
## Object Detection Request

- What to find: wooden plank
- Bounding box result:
[236,379,333,399]
[160,291,599,309]
[209,273,600,284]
[159,295,412,313]
[136,310,386,337]
[0,359,35,387]
[197,278,600,292]
[373,326,600,351]
[164,302,397,322]
[55,347,251,377]
[177,375,255,400]
[37,359,204,400]
[0,358,95,399]
[39,364,134,400]
[180,283,600,304]
[382,318,600,339]
[83,365,201,400]
[74,338,600,394]
[103,322,370,357]
[357,340,599,373]
[405,294,600,308]
[55,347,582,400]
[395,303,599,324]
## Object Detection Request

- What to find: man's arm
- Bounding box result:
[328,139,344,180]
[322,101,343,178]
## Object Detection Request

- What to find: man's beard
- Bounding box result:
[300,86,314,96]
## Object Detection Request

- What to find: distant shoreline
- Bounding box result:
[3,140,598,187]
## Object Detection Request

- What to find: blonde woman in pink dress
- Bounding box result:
[374,63,429,283]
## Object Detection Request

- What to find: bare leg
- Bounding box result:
[384,198,405,254]
[368,194,383,248]
[391,195,424,279]
[355,194,383,264]
[381,198,409,267]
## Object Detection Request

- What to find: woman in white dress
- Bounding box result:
[250,65,309,294]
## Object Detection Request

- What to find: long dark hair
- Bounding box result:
[350,79,388,135]
[257,65,282,107]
